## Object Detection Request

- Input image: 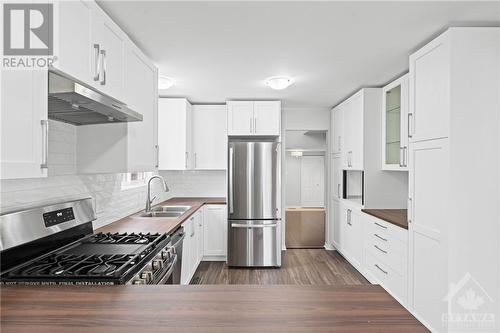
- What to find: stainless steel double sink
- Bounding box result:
[133,205,191,218]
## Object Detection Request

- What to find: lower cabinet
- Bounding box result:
[203,205,227,261]
[329,200,408,307]
[180,204,227,284]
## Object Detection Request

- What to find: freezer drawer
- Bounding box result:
[228,220,281,267]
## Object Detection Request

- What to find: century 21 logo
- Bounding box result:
[3,3,53,56]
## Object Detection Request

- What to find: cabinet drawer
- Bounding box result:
[364,251,406,305]
[365,232,407,275]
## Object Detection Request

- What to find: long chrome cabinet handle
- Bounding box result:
[93,44,100,81]
[194,153,197,169]
[40,120,49,169]
[399,147,403,167]
[231,223,278,228]
[408,197,413,224]
[403,146,408,167]
[374,233,387,242]
[155,145,159,168]
[185,151,188,169]
[374,222,387,229]
[254,117,257,133]
[408,113,413,138]
[337,183,341,198]
[99,50,106,85]
[228,146,234,214]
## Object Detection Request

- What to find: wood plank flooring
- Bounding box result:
[191,249,369,285]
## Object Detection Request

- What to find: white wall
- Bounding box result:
[282,107,330,131]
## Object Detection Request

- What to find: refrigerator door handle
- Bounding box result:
[231,223,278,228]
[229,146,234,214]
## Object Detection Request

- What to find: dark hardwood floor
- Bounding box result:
[191,249,369,285]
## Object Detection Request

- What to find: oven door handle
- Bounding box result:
[156,254,178,284]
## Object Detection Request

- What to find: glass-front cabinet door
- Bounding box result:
[382,74,409,170]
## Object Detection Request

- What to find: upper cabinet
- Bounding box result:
[158,98,193,170]
[158,100,227,171]
[382,74,409,171]
[1,71,48,179]
[331,104,344,154]
[53,1,125,102]
[227,101,281,136]
[192,105,227,170]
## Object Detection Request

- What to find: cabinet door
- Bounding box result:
[125,44,157,171]
[332,106,344,154]
[348,208,363,269]
[197,210,204,264]
[408,138,448,330]
[158,99,189,170]
[349,93,364,170]
[192,105,227,169]
[91,11,125,101]
[203,205,227,259]
[227,101,254,135]
[331,155,342,200]
[409,34,450,142]
[53,0,93,85]
[1,70,48,179]
[254,101,281,136]
[331,200,343,250]
[382,75,409,170]
[180,220,192,285]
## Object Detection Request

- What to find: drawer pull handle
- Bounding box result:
[374,245,387,254]
[375,264,388,275]
[374,233,387,242]
[374,222,388,229]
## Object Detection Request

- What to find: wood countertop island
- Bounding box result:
[96,197,226,234]
[0,285,428,333]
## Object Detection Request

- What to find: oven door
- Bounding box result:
[155,254,178,284]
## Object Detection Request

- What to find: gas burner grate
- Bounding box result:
[7,253,136,278]
[87,232,162,245]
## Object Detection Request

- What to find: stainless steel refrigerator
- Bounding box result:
[228,141,282,267]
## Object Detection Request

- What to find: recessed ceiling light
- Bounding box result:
[265,76,294,90]
[158,76,174,90]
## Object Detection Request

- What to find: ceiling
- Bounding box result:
[98,1,500,108]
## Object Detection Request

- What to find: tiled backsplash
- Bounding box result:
[0,120,226,229]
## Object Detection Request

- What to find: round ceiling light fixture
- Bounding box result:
[265,76,294,90]
[158,76,175,90]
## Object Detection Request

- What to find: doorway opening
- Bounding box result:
[284,130,327,249]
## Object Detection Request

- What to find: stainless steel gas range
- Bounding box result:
[0,198,184,285]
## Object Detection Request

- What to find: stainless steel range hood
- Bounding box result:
[48,72,143,125]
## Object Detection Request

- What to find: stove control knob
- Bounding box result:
[132,278,147,285]
[140,271,153,282]
[152,259,164,270]
[161,250,170,260]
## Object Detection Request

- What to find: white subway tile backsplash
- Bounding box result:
[1,120,225,230]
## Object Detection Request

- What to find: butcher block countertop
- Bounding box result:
[0,285,428,333]
[96,197,226,235]
[361,209,408,230]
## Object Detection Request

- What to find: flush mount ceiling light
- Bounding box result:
[265,76,294,90]
[158,76,174,90]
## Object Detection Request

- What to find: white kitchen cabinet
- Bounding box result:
[341,203,363,270]
[180,217,194,285]
[1,70,48,179]
[331,105,344,154]
[90,9,125,101]
[331,155,343,201]
[408,33,450,143]
[125,44,158,171]
[330,200,343,251]
[382,74,409,170]
[407,29,500,332]
[195,210,204,265]
[192,105,227,169]
[158,98,193,170]
[227,101,281,136]
[52,0,93,85]
[342,92,364,170]
[362,213,408,306]
[253,101,281,135]
[203,205,227,260]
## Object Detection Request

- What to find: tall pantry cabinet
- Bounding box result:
[407,28,500,332]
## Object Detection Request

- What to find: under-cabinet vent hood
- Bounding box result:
[48,72,143,125]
